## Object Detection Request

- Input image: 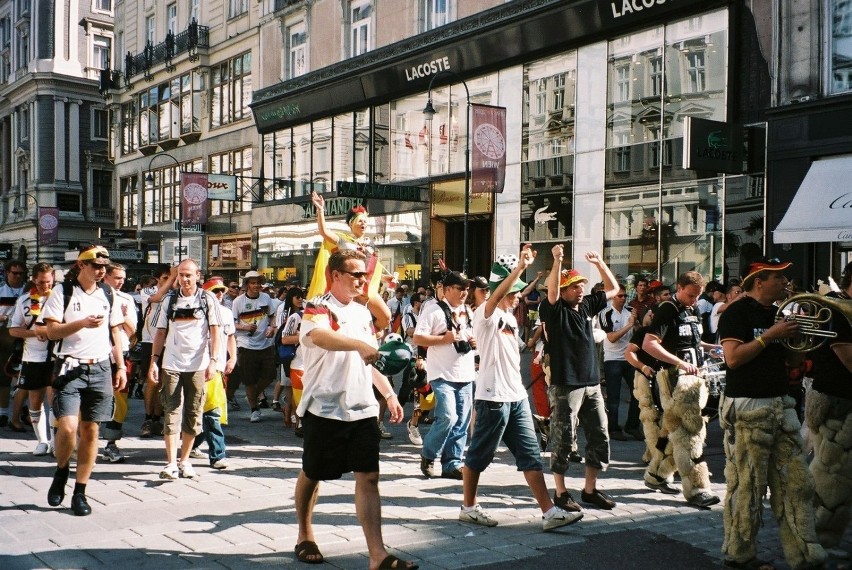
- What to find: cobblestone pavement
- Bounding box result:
[0,387,849,569]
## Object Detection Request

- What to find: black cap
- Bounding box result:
[472,276,489,290]
[443,271,473,288]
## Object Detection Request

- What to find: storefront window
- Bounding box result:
[603,9,729,283]
[831,0,852,93]
[312,118,332,193]
[521,52,577,245]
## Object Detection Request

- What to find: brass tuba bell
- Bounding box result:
[775,293,852,352]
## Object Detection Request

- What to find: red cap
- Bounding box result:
[202,276,227,292]
[559,269,588,289]
[742,258,792,289]
[648,280,663,290]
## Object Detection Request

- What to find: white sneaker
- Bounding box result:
[160,462,179,480]
[407,421,422,446]
[189,447,205,459]
[250,410,262,423]
[211,458,229,470]
[459,504,498,527]
[542,507,584,531]
[179,461,198,479]
[33,442,50,456]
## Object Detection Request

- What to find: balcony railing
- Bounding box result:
[124,21,209,83]
[274,0,303,11]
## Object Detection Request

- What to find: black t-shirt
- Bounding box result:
[810,293,852,400]
[647,297,703,365]
[717,295,788,398]
[628,327,660,370]
[542,290,607,387]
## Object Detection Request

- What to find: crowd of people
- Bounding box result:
[1,200,850,570]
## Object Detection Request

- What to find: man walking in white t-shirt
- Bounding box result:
[461,245,582,531]
[148,259,221,480]
[293,250,416,570]
[41,245,128,516]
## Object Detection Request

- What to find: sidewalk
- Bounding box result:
[1,390,849,569]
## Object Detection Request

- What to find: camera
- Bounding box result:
[453,340,473,354]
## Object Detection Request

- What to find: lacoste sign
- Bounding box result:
[683,116,744,174]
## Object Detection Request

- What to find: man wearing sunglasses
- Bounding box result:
[40,245,127,516]
[0,259,27,429]
[294,250,415,569]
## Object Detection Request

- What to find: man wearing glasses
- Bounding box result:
[413,270,476,480]
[294,250,415,569]
[40,245,127,516]
[223,282,240,309]
[0,260,27,428]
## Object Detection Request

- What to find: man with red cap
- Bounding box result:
[542,245,620,512]
[718,258,826,570]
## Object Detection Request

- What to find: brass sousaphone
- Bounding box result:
[775,293,852,351]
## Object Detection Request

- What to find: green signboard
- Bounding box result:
[683,117,744,174]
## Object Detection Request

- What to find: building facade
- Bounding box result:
[0,0,114,269]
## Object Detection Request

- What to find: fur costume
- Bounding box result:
[634,370,675,484]
[644,369,711,498]
[722,396,827,570]
[806,389,852,549]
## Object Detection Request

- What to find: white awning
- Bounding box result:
[773,155,852,243]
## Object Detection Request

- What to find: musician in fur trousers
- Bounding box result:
[718,258,826,570]
[806,262,852,553]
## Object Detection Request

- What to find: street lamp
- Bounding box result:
[146,153,183,261]
[423,71,471,275]
[12,192,40,262]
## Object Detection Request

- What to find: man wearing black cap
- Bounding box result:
[718,258,826,570]
[413,270,476,480]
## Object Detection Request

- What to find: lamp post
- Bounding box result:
[146,153,183,261]
[423,71,471,275]
[12,192,39,262]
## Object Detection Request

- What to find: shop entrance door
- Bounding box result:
[445,219,492,278]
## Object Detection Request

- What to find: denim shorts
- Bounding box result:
[464,398,542,473]
[52,360,114,423]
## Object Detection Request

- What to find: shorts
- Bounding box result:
[464,399,542,473]
[548,384,610,473]
[52,360,114,422]
[233,346,277,385]
[159,369,206,436]
[17,361,54,390]
[301,411,380,481]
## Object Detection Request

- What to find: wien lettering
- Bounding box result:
[405,57,451,81]
[611,0,668,19]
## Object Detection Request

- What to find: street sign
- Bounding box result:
[99,228,138,240]
[108,250,144,262]
[174,221,204,233]
[175,246,188,256]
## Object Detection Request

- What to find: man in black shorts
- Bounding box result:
[9,263,56,455]
[293,250,416,569]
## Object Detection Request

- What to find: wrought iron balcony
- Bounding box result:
[124,20,209,84]
[273,0,304,11]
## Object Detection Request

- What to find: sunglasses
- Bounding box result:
[340,270,367,279]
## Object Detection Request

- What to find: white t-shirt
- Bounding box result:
[414,301,475,383]
[140,285,160,344]
[297,293,378,422]
[113,289,137,354]
[0,283,25,325]
[472,304,527,402]
[598,305,632,361]
[216,310,235,374]
[709,301,724,336]
[153,288,222,372]
[10,290,51,362]
[283,310,303,372]
[39,282,123,361]
[232,292,275,350]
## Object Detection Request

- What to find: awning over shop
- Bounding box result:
[773,155,852,243]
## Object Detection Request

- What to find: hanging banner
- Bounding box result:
[471,103,506,193]
[181,172,209,225]
[39,207,59,246]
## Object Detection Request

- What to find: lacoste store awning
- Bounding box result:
[773,155,852,243]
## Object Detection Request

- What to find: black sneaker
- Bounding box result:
[47,469,69,507]
[441,468,464,480]
[687,491,720,508]
[420,457,438,478]
[569,451,584,463]
[71,493,92,516]
[581,489,616,510]
[258,397,270,409]
[553,491,582,513]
